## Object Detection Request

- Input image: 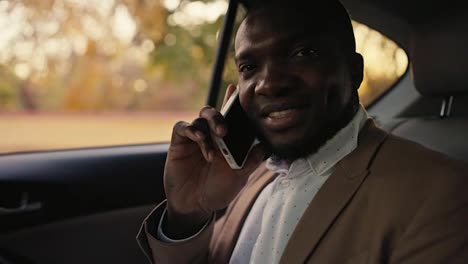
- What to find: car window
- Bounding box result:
[0,0,407,154]
[352,21,408,106]
[0,0,228,154]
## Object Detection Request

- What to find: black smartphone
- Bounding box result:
[213,88,258,169]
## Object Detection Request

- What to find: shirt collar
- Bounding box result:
[266,105,369,177]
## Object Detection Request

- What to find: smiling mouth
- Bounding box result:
[261,102,310,116]
[262,105,309,131]
[268,108,299,119]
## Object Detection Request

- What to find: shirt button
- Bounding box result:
[280,179,290,187]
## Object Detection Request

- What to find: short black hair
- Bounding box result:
[244,0,356,56]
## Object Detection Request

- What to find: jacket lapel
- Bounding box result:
[210,164,277,263]
[280,120,388,263]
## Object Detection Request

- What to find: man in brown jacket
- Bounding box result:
[137,0,468,263]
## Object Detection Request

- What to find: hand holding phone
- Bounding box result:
[163,85,264,239]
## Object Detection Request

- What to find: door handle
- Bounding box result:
[0,192,42,215]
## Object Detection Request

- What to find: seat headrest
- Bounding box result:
[411,16,468,97]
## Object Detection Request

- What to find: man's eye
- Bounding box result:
[239,64,256,73]
[294,48,318,57]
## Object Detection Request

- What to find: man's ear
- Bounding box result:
[350,53,364,90]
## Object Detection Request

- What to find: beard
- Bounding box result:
[255,97,358,162]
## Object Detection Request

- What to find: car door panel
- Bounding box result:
[0,205,154,264]
[0,144,168,263]
[0,0,239,262]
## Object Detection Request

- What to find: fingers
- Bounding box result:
[190,117,215,161]
[171,107,226,162]
[199,105,227,137]
[172,121,201,144]
[222,84,237,106]
[170,84,236,162]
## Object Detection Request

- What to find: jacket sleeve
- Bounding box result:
[136,200,215,264]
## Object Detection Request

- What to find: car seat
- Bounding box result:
[383,15,468,161]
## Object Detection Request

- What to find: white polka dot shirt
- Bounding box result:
[229,106,369,264]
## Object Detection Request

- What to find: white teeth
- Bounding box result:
[268,109,295,118]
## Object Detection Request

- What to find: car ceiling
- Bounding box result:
[350,0,465,23]
[239,0,467,51]
[240,0,464,23]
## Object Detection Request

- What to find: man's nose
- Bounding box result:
[255,62,291,97]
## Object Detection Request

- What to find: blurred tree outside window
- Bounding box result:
[0,0,407,154]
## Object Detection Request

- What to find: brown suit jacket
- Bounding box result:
[137,120,468,263]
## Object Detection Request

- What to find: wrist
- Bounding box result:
[163,205,212,239]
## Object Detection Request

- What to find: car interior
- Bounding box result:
[0,0,467,263]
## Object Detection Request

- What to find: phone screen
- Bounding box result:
[222,95,257,167]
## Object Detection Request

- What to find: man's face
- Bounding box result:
[234,5,362,160]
